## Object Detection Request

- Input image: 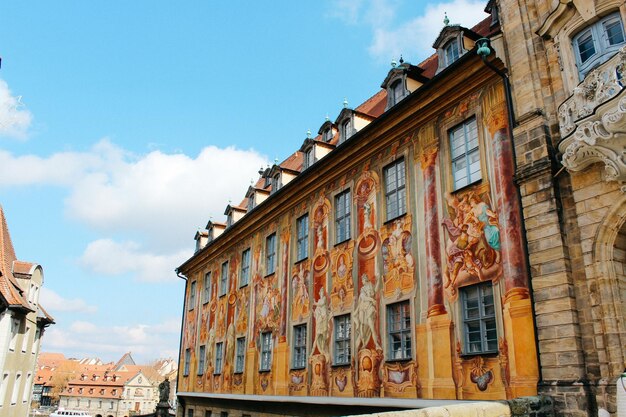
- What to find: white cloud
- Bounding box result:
[39,287,98,314]
[79,238,189,283]
[0,139,269,251]
[329,0,489,62]
[0,79,32,139]
[42,319,181,362]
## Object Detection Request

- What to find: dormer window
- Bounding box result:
[323,128,333,142]
[389,79,405,107]
[303,147,314,170]
[226,213,234,227]
[340,119,352,144]
[247,195,255,211]
[444,39,460,66]
[573,12,625,78]
[271,174,281,193]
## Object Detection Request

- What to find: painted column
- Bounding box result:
[483,84,529,300]
[421,145,446,317]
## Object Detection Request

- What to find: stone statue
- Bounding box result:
[158,377,170,403]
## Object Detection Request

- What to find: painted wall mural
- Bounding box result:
[441,187,502,300]
[180,88,539,402]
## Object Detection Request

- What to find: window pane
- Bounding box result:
[605,20,625,45]
[577,30,596,63]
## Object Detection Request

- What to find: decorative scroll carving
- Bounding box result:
[558,46,625,138]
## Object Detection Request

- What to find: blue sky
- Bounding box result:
[0,1,488,363]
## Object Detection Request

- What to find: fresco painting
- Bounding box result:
[380,216,415,298]
[291,262,310,323]
[441,186,502,301]
[329,241,355,312]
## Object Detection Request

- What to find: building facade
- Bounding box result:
[0,206,54,417]
[176,1,626,416]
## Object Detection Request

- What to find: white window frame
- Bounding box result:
[461,282,498,355]
[449,117,481,190]
[292,324,307,369]
[265,233,276,275]
[0,372,9,408]
[9,319,19,351]
[21,326,29,353]
[387,301,412,360]
[384,158,407,221]
[214,342,224,375]
[333,314,351,365]
[197,345,206,376]
[188,281,196,311]
[296,214,309,262]
[573,12,625,78]
[335,189,351,243]
[260,332,273,371]
[10,373,20,405]
[203,271,211,304]
[219,261,229,296]
[240,248,251,287]
[443,38,460,66]
[235,337,246,373]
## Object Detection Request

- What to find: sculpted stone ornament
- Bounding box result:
[558,46,626,188]
[158,377,170,404]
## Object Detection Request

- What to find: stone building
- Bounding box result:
[176,1,626,416]
[0,205,54,417]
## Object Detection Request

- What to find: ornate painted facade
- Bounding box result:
[177,1,626,416]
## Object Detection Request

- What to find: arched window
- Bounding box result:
[573,12,625,78]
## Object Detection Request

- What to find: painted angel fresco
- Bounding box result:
[441,191,502,297]
[291,265,310,321]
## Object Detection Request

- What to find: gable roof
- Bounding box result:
[0,206,32,311]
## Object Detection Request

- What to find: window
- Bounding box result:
[303,147,314,169]
[198,345,206,376]
[389,79,405,107]
[214,342,224,374]
[444,39,460,66]
[220,262,229,296]
[0,373,8,407]
[188,281,197,310]
[205,411,212,417]
[9,319,19,351]
[335,189,351,243]
[573,12,625,78]
[323,127,333,142]
[220,413,228,417]
[334,314,351,365]
[384,158,407,220]
[32,329,40,354]
[247,194,255,211]
[240,249,251,287]
[183,348,191,376]
[203,272,211,304]
[21,326,29,353]
[11,373,20,405]
[296,214,309,261]
[23,373,31,402]
[340,119,351,143]
[265,233,276,275]
[260,332,273,371]
[387,301,411,360]
[235,337,246,373]
[271,174,281,193]
[187,410,194,417]
[292,325,307,369]
[461,282,497,354]
[450,118,480,190]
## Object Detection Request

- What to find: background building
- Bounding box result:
[176,1,626,416]
[0,206,54,417]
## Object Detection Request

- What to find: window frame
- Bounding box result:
[573,12,626,78]
[197,345,206,376]
[333,314,351,366]
[188,281,197,311]
[265,233,277,276]
[449,117,481,191]
[235,337,246,373]
[443,38,460,66]
[389,78,405,107]
[383,158,407,221]
[202,272,211,304]
[214,342,224,375]
[334,189,351,244]
[460,282,498,355]
[339,119,352,144]
[296,214,309,262]
[292,324,307,370]
[259,332,273,372]
[303,147,315,170]
[386,300,412,361]
[219,261,229,297]
[183,348,191,376]
[240,248,251,287]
